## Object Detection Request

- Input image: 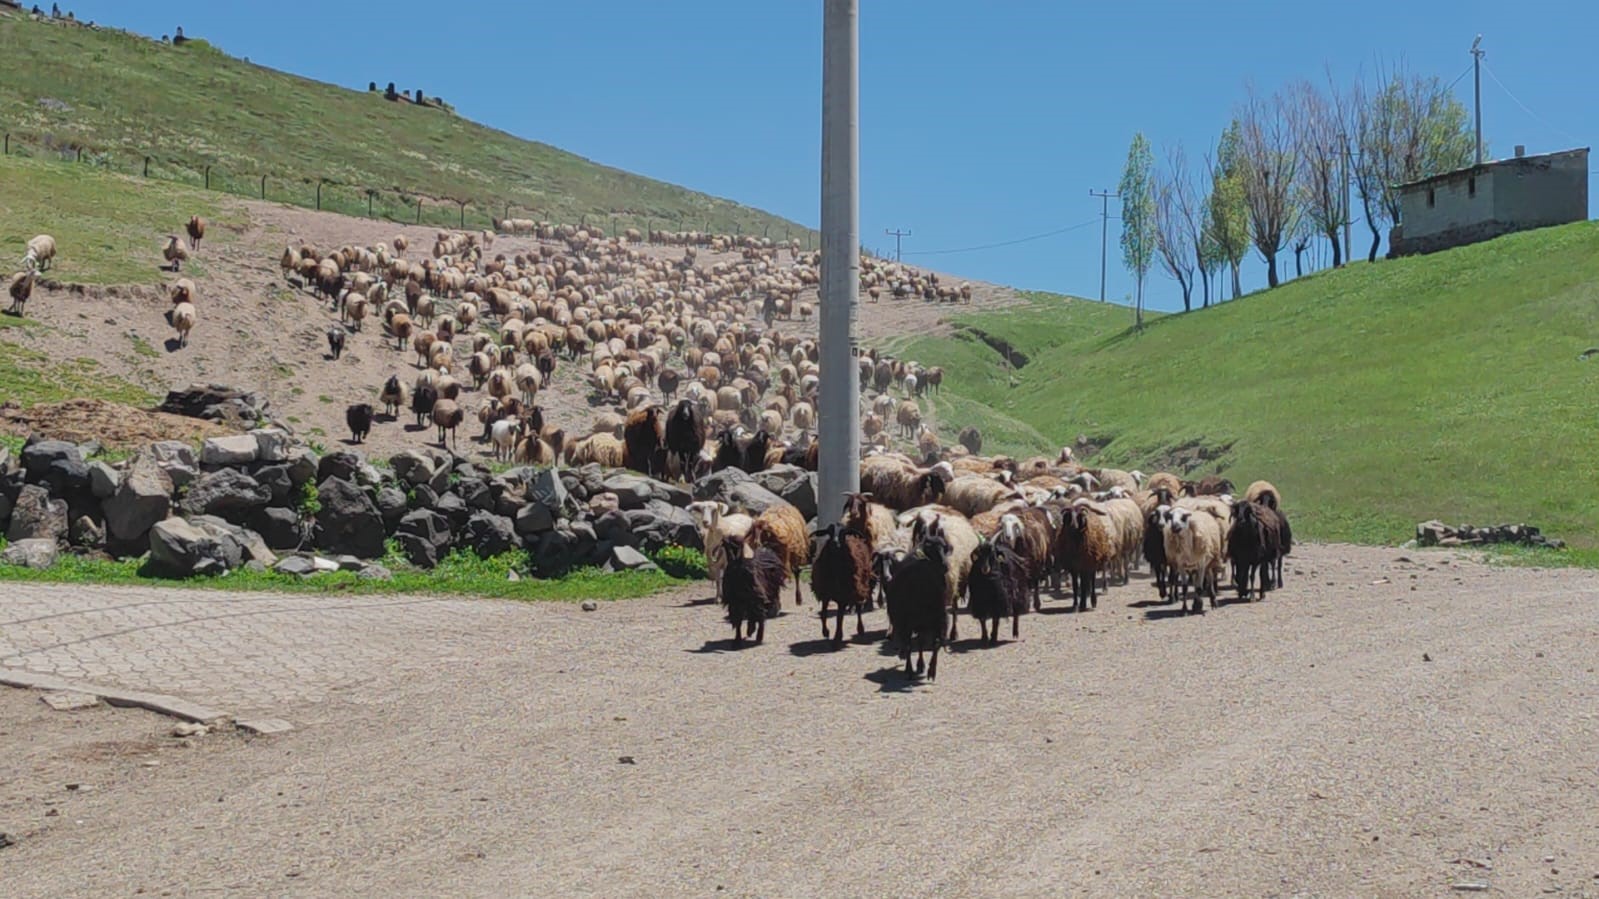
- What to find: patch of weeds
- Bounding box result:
[129,334,159,358]
[651,544,708,580]
[317,395,334,404]
[293,479,321,518]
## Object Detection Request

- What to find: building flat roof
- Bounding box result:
[1398,147,1589,192]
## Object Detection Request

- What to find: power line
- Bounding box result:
[1482,62,1584,147]
[1444,62,1474,92]
[901,218,1098,257]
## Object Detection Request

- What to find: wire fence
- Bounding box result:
[0,127,819,248]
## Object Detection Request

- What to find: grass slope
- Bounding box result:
[0,14,808,238]
[902,222,1599,547]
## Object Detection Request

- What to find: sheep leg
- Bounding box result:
[833,607,846,649]
[819,599,831,639]
[732,620,744,645]
[794,573,803,607]
[1011,612,1020,641]
[855,605,865,637]
[755,618,766,645]
[915,650,925,675]
[946,610,959,642]
[927,645,939,681]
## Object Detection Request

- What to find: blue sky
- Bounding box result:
[63,1,1599,311]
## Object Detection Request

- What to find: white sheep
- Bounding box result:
[23,234,56,273]
[1162,505,1226,613]
[170,302,197,348]
[687,501,754,603]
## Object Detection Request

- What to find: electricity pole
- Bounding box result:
[818,0,860,529]
[1090,189,1120,302]
[1472,35,1485,165]
[884,228,910,262]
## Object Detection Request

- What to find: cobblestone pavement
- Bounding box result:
[0,583,547,714]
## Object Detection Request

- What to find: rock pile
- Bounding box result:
[0,431,811,579]
[1415,520,1565,550]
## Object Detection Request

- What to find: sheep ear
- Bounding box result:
[1086,506,1108,516]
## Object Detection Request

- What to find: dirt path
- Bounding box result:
[9,199,1018,461]
[4,544,1598,897]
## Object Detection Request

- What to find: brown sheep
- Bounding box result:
[749,502,810,607]
[623,405,666,478]
[431,398,463,448]
[186,215,206,250]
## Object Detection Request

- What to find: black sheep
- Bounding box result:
[327,325,346,360]
[967,539,1029,644]
[887,523,952,681]
[346,403,374,443]
[411,382,438,428]
[536,349,556,387]
[809,522,874,648]
[1227,500,1283,600]
[719,537,784,645]
[741,428,771,474]
[380,374,405,417]
[1144,506,1171,599]
[711,428,743,473]
[664,398,705,483]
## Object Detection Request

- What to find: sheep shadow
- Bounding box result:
[1143,608,1197,621]
[376,412,398,424]
[163,337,184,353]
[674,595,718,608]
[863,666,926,693]
[948,637,1010,654]
[1126,598,1176,609]
[1035,605,1089,616]
[688,637,765,654]
[402,423,426,433]
[340,438,366,447]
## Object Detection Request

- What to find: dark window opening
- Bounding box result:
[1427,188,1436,208]
[1468,176,1477,198]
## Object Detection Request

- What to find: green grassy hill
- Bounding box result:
[898,222,1599,548]
[0,13,808,238]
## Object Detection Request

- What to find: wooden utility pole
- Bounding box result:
[884,228,910,261]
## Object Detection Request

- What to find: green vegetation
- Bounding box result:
[0,337,155,406]
[129,333,160,358]
[0,15,808,239]
[0,155,233,285]
[0,547,682,602]
[651,545,710,580]
[900,222,1599,547]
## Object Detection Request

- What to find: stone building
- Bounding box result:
[1388,147,1589,257]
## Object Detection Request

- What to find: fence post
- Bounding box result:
[260,175,267,199]
[204,165,211,190]
[503,202,511,221]
[416,198,423,225]
[316,180,322,211]
[3,134,8,155]
[458,200,466,229]
[76,147,83,163]
[367,190,374,217]
[143,156,151,177]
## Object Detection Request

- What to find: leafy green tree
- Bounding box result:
[1206,121,1251,299]
[1119,132,1156,328]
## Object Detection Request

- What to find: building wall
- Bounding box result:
[1492,150,1588,228]
[1398,168,1496,238]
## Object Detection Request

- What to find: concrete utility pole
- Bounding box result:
[818,0,860,529]
[884,228,910,262]
[1090,189,1120,302]
[1472,35,1485,165]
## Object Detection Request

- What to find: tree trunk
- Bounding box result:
[1325,228,1343,268]
[1198,266,1211,309]
[1135,276,1145,329]
[1230,262,1242,299]
[1293,246,1304,279]
[1265,252,1280,288]
[1362,195,1383,263]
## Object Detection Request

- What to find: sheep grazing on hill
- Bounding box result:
[895,399,921,438]
[186,215,206,250]
[958,426,982,455]
[859,456,950,512]
[719,536,785,646]
[327,325,346,360]
[809,519,874,648]
[169,278,196,305]
[886,519,953,681]
[431,398,463,448]
[23,234,56,273]
[1243,480,1282,510]
[163,235,189,272]
[6,271,34,317]
[750,502,810,606]
[170,302,196,348]
[664,398,706,483]
[389,313,414,351]
[379,375,406,417]
[346,403,374,443]
[489,418,522,463]
[623,405,666,479]
[967,539,1030,644]
[1184,475,1235,497]
[1162,505,1226,614]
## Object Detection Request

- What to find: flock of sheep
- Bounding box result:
[693,460,1292,681]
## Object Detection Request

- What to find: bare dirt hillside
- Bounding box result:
[9,198,1020,459]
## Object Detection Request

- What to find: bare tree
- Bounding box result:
[1154,146,1198,312]
[1291,79,1347,268]
[1352,63,1476,262]
[1238,89,1300,288]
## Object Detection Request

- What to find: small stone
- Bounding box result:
[581,600,598,612]
[65,783,93,792]
[141,760,160,768]
[172,722,208,738]
[618,755,636,765]
[1451,884,1489,893]
[40,691,100,711]
[507,570,520,582]
[1423,653,1432,662]
[0,832,13,849]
